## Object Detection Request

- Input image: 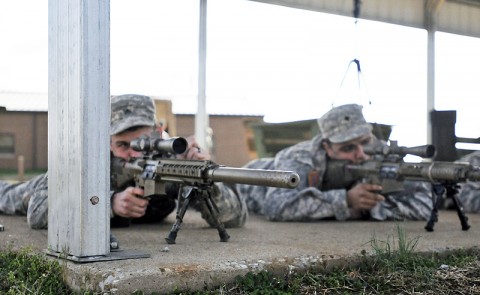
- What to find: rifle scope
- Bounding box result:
[130,136,188,155]
[364,144,436,159]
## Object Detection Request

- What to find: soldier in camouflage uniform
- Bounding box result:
[0,94,247,236]
[235,104,432,221]
[109,94,247,228]
[456,151,480,212]
[0,173,48,229]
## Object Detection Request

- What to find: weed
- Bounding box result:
[233,271,291,294]
[0,245,71,294]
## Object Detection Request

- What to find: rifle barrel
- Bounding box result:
[418,162,480,182]
[208,167,300,189]
[354,161,480,183]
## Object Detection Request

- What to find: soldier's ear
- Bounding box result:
[321,140,330,151]
[322,140,336,158]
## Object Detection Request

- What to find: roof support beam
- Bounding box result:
[425,0,445,144]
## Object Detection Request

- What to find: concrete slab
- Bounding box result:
[1,210,479,294]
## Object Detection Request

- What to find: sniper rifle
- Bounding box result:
[111,132,300,244]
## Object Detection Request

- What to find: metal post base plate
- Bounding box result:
[45,248,150,263]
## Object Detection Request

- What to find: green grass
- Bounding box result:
[2,225,480,294]
[169,246,480,295]
[0,245,72,294]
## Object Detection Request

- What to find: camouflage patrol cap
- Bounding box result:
[110,94,156,135]
[318,104,372,143]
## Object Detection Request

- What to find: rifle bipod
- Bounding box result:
[165,185,230,244]
[425,183,470,232]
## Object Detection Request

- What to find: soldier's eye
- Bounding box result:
[340,145,356,153]
[117,142,130,150]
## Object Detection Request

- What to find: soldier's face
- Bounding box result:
[323,134,372,164]
[110,126,154,161]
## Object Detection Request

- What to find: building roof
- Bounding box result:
[0,91,48,112]
[0,91,265,117]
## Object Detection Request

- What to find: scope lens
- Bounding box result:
[171,138,188,154]
[130,138,149,151]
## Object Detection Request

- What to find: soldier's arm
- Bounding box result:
[458,181,480,213]
[456,151,480,213]
[196,183,248,228]
[263,184,352,221]
[262,155,352,221]
[243,145,354,221]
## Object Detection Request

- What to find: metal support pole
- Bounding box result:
[195,0,209,150]
[425,0,445,144]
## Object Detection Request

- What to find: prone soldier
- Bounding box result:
[234,104,433,222]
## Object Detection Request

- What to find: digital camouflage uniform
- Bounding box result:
[0,173,48,229]
[456,150,480,213]
[235,104,433,221]
[198,182,248,228]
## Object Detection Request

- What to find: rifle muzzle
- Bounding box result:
[208,167,300,189]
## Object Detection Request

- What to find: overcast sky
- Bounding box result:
[0,0,479,148]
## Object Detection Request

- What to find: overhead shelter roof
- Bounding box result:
[247,0,480,38]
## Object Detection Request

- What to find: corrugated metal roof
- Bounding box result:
[0,91,48,112]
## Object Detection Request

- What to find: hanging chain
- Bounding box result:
[333,0,372,107]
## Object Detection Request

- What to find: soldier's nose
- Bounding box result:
[128,149,142,159]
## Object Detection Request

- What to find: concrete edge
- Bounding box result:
[62,253,371,294]
[62,246,480,294]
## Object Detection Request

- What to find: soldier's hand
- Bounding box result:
[111,187,149,218]
[347,183,385,211]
